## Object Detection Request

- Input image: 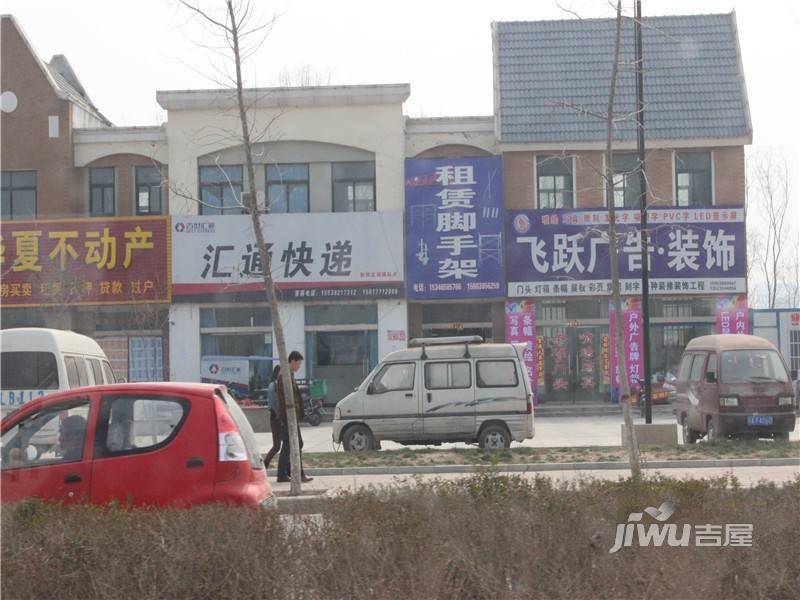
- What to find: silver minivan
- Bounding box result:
[332,336,535,451]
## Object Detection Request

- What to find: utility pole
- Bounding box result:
[635,0,653,424]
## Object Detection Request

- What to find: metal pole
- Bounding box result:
[635,0,653,423]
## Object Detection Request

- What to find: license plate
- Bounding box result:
[747,415,773,426]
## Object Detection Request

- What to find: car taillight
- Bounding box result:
[214,396,246,483]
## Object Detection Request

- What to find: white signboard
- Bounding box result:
[172,212,405,300]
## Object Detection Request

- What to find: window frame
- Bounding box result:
[1,170,37,220]
[93,394,191,459]
[266,163,310,213]
[536,155,574,209]
[674,151,713,207]
[688,353,707,382]
[331,161,376,213]
[89,167,116,217]
[476,360,520,388]
[134,165,164,215]
[198,164,244,216]
[608,153,642,208]
[424,360,472,390]
[369,362,416,394]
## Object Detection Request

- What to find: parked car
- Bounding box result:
[0,382,274,508]
[674,334,797,443]
[332,336,535,451]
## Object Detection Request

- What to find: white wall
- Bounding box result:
[378,299,409,360]
[276,302,307,379]
[166,103,406,214]
[169,303,200,382]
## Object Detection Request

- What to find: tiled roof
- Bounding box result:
[493,12,751,144]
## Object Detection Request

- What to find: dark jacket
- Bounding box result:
[276,370,303,422]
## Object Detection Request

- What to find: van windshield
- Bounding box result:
[0,352,59,390]
[720,350,789,384]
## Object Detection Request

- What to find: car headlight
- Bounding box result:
[719,397,738,407]
[778,395,795,407]
[334,406,341,420]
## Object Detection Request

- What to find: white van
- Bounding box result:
[332,336,535,451]
[0,328,117,414]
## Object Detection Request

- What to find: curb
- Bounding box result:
[295,457,800,477]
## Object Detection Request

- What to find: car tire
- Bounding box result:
[478,424,510,450]
[342,424,374,452]
[774,432,790,443]
[681,416,698,445]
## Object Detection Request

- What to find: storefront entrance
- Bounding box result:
[540,326,609,404]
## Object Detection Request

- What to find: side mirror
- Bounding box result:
[791,369,798,381]
[705,372,717,384]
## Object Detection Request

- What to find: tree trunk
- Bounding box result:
[227,0,303,495]
[605,1,641,479]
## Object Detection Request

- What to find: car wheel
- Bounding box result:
[342,424,374,452]
[681,416,698,445]
[478,424,510,450]
[774,432,790,443]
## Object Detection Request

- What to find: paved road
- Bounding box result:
[273,465,800,496]
[256,415,800,454]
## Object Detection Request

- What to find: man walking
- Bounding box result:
[276,350,313,483]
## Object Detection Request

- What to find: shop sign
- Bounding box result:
[715,295,749,334]
[790,313,800,330]
[505,300,537,404]
[405,156,505,300]
[0,217,171,307]
[172,212,404,300]
[609,298,644,401]
[200,356,250,396]
[507,208,746,297]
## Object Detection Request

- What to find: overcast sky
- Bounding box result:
[4,0,799,301]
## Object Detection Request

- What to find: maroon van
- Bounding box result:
[675,335,797,443]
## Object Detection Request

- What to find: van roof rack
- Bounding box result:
[409,336,484,360]
[408,336,484,346]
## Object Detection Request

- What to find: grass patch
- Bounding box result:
[4,473,799,599]
[301,440,799,468]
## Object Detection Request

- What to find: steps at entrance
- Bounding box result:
[534,403,675,418]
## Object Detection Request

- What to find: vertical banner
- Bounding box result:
[609,298,644,401]
[536,335,545,391]
[406,156,504,299]
[716,295,749,334]
[601,334,611,386]
[505,300,537,405]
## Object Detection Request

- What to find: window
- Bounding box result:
[266,164,309,213]
[316,331,366,366]
[536,156,573,209]
[97,395,188,456]
[64,356,90,388]
[539,301,566,322]
[88,358,104,385]
[102,361,115,384]
[663,301,693,319]
[201,307,272,328]
[705,353,717,381]
[199,165,243,215]
[477,360,519,388]
[0,351,59,390]
[790,330,800,373]
[135,166,163,215]
[370,363,415,394]
[333,162,375,212]
[610,153,642,208]
[720,350,789,384]
[1,170,36,219]
[89,167,115,216]
[689,354,706,382]
[425,361,471,390]
[305,304,377,326]
[677,354,693,381]
[675,152,712,207]
[1,401,90,469]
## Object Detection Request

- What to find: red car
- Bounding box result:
[1,383,273,509]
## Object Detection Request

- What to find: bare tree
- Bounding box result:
[178,0,305,495]
[276,64,331,87]
[748,151,794,308]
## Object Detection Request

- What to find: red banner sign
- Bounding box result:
[715,295,748,334]
[1,217,171,306]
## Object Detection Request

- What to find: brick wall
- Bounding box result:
[713,146,746,205]
[97,336,129,381]
[503,152,534,209]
